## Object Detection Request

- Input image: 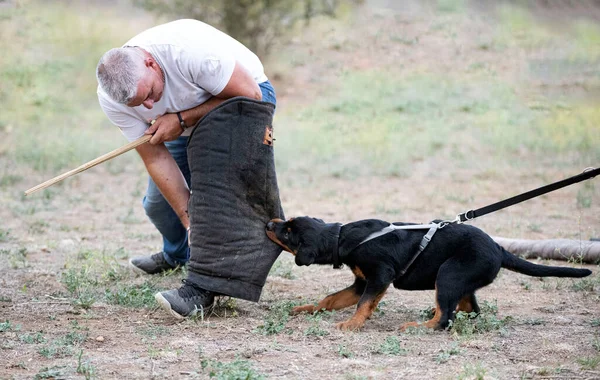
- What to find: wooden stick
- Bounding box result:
[24,134,152,196]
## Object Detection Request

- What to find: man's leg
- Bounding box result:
[129,136,190,274]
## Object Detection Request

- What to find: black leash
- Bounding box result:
[456,167,599,223]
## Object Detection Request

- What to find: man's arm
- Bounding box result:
[146,61,262,145]
[136,142,190,229]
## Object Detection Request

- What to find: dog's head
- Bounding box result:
[265,216,330,266]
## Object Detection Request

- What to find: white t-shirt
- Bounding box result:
[97,19,268,142]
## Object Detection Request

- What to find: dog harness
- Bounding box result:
[334,222,441,276]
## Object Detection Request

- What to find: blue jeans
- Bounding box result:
[143,80,277,265]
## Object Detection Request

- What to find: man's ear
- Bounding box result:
[295,246,317,266]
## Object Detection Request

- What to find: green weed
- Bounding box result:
[457,362,487,380]
[336,344,354,358]
[77,350,97,379]
[435,343,461,364]
[374,336,408,356]
[200,357,266,380]
[34,366,67,379]
[255,300,297,335]
[269,258,295,279]
[304,312,330,337]
[577,356,600,370]
[19,332,46,344]
[449,301,512,336]
[104,280,160,309]
[0,228,10,242]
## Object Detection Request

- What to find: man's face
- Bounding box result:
[126,59,164,109]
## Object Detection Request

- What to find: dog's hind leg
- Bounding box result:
[399,286,452,331]
[336,282,389,331]
[456,293,480,314]
[292,278,366,314]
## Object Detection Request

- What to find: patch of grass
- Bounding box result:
[571,275,600,292]
[7,247,29,269]
[34,366,67,380]
[61,266,99,309]
[336,344,354,358]
[269,258,295,279]
[77,350,96,380]
[457,362,487,380]
[200,357,266,380]
[374,336,408,356]
[435,343,461,364]
[577,356,600,370]
[0,228,11,242]
[449,301,512,336]
[19,332,46,344]
[104,280,160,309]
[255,300,297,335]
[304,312,330,337]
[0,320,18,332]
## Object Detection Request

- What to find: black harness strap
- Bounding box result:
[458,167,599,223]
[399,224,438,276]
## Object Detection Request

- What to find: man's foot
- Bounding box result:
[154,280,215,319]
[129,252,179,275]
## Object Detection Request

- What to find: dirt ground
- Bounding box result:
[1,1,600,379]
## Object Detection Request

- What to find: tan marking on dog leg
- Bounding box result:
[292,287,361,315]
[456,295,473,313]
[337,286,388,331]
[352,266,366,280]
[400,288,443,331]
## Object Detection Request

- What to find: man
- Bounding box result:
[96,19,276,317]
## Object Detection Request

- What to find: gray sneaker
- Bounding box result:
[129,252,179,275]
[155,280,215,319]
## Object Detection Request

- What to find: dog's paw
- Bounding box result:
[399,321,420,332]
[291,304,316,315]
[336,319,363,331]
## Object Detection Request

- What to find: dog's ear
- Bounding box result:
[295,245,317,266]
[311,217,325,224]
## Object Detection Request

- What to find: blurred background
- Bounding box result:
[0,0,598,241]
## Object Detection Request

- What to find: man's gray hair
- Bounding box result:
[96,47,146,104]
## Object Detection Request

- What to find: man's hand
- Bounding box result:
[145,113,183,145]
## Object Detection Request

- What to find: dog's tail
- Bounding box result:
[500,245,592,278]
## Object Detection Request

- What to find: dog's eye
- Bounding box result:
[283,232,289,239]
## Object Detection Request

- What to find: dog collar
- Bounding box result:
[331,223,343,269]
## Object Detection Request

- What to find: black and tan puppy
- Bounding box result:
[265,217,592,331]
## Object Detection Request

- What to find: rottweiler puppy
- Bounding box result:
[265,217,592,331]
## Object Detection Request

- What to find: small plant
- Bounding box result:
[34,366,66,379]
[577,356,600,370]
[449,301,512,336]
[336,344,353,358]
[200,357,266,380]
[104,280,160,308]
[77,350,96,379]
[0,320,14,332]
[434,343,461,364]
[304,312,330,337]
[571,276,599,292]
[0,228,11,242]
[375,336,408,356]
[457,362,487,380]
[255,300,297,335]
[520,281,531,291]
[19,332,46,344]
[591,318,600,327]
[269,259,295,279]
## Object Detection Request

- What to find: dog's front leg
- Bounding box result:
[292,278,365,314]
[336,282,389,331]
